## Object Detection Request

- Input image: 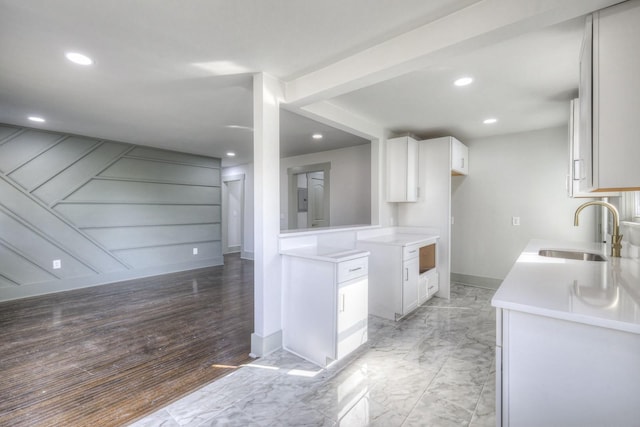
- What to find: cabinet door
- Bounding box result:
[402,257,419,314]
[418,273,428,304]
[578,16,594,192]
[451,137,468,176]
[387,136,418,202]
[337,277,368,359]
[569,98,618,198]
[579,3,640,191]
[594,2,640,190]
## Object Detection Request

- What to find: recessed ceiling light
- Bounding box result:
[226,152,236,157]
[225,125,253,131]
[65,52,93,66]
[28,116,45,123]
[483,118,498,124]
[454,77,473,87]
[312,133,323,140]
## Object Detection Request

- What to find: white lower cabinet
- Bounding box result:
[282,254,368,367]
[337,276,368,360]
[402,255,419,314]
[497,308,640,426]
[419,270,439,304]
[357,239,438,321]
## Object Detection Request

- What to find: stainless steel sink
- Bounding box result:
[538,249,606,262]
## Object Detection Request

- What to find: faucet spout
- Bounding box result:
[574,201,622,257]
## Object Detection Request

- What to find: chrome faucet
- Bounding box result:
[574,201,622,257]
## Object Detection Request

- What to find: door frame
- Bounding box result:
[287,162,331,230]
[222,174,245,254]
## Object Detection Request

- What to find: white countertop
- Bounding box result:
[492,239,640,334]
[280,246,369,263]
[357,233,439,247]
[279,224,378,238]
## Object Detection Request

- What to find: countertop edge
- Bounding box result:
[280,248,370,263]
[357,234,439,247]
[492,299,640,335]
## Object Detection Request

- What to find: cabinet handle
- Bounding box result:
[573,159,583,181]
[340,293,345,313]
[461,158,465,169]
[348,267,362,272]
[404,267,408,281]
[408,250,417,254]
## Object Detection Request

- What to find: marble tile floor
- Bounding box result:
[130,284,496,427]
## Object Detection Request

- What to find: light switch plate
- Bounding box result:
[52,259,61,269]
[512,216,520,226]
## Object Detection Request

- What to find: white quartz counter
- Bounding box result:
[492,239,640,334]
[356,233,439,247]
[280,246,369,263]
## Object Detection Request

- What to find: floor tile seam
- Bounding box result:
[458,324,496,426]
[197,398,291,427]
[147,408,179,427]
[190,379,267,417]
[398,354,451,427]
[192,402,249,427]
[468,375,492,426]
[165,397,235,426]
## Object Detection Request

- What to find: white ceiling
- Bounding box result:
[0,0,616,166]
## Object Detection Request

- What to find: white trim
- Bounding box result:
[287,162,331,230]
[0,257,224,302]
[250,330,282,358]
[222,174,245,254]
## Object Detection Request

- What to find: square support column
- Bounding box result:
[251,73,284,357]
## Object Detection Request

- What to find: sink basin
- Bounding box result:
[538,249,606,262]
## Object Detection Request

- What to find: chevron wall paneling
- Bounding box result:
[0,124,223,301]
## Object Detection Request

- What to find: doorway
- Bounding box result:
[222,174,244,254]
[287,162,330,230]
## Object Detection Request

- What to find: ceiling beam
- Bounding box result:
[284,0,625,107]
[283,101,385,141]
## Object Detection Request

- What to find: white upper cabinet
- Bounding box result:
[579,1,640,192]
[387,136,418,202]
[450,137,468,176]
[568,98,618,198]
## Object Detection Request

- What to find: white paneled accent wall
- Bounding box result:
[0,124,222,301]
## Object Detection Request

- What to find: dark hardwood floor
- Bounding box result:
[0,254,254,427]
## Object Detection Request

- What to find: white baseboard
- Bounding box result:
[250,330,282,358]
[451,273,502,290]
[0,257,224,302]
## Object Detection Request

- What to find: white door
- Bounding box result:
[222,177,243,254]
[308,171,327,227]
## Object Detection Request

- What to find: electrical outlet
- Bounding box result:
[52,259,61,269]
[192,247,198,255]
[512,216,520,226]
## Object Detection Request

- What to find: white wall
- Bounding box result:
[222,163,255,259]
[280,144,371,229]
[451,127,596,284]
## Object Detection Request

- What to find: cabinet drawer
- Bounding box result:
[337,257,368,283]
[427,272,440,296]
[403,244,420,260]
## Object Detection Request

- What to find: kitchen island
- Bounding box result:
[279,225,442,364]
[281,245,370,367]
[357,231,439,320]
[492,239,640,426]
